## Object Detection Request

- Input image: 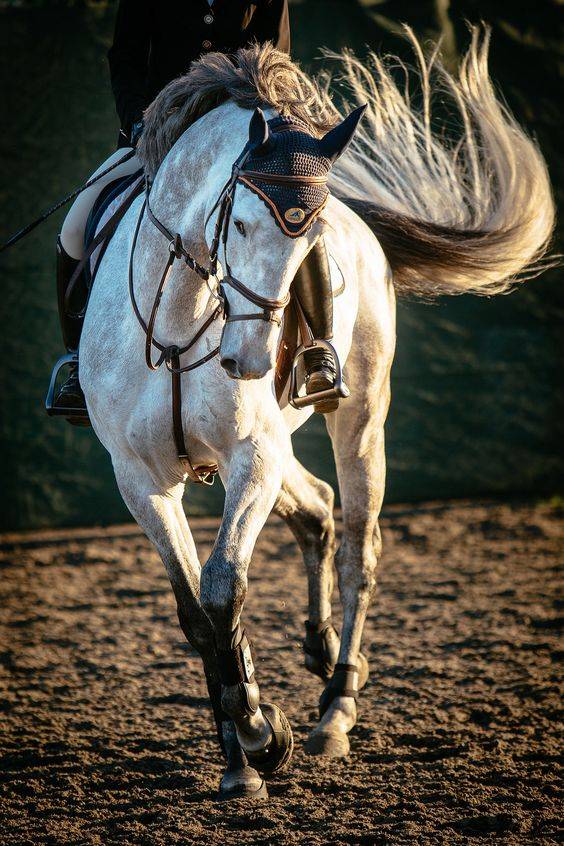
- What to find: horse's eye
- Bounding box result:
[234,220,246,237]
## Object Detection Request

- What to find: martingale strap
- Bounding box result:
[128,118,332,483]
[128,199,221,484]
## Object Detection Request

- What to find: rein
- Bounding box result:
[128,135,328,483]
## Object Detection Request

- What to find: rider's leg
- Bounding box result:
[60,147,139,259]
[53,236,84,411]
[291,236,340,413]
[54,148,140,412]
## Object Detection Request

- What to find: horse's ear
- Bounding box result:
[318,104,367,163]
[248,107,273,154]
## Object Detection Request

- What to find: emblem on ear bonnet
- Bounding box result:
[240,105,367,237]
[285,208,306,223]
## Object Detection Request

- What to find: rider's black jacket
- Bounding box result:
[108,0,290,137]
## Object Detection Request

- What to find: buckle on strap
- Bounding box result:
[191,464,218,486]
[169,233,184,260]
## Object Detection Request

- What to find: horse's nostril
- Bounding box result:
[221,357,240,378]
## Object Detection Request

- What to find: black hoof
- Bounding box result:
[216,766,268,802]
[244,703,294,776]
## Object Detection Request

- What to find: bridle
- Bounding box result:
[128,131,329,483]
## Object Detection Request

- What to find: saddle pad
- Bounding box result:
[85,170,144,283]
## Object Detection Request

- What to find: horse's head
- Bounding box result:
[213,106,365,381]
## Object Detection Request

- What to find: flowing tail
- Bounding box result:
[323,27,557,297]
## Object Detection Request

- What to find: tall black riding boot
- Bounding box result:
[292,237,341,413]
[52,237,88,417]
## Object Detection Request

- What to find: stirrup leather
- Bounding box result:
[289,339,350,410]
[45,352,90,421]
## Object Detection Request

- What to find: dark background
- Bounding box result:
[0,0,562,530]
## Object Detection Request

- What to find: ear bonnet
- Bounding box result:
[239,116,332,238]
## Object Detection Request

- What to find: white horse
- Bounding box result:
[79,34,554,801]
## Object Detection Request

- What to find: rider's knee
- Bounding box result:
[60,218,85,259]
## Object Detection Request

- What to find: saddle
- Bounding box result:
[84,170,144,286]
[45,173,145,422]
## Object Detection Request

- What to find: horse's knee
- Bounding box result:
[200,554,247,625]
[279,480,335,555]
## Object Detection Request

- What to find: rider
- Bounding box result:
[52,0,339,418]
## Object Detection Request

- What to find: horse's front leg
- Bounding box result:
[200,436,293,775]
[112,454,266,800]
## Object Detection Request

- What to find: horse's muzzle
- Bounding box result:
[221,357,270,381]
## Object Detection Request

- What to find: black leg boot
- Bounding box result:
[292,237,342,413]
[49,237,89,422]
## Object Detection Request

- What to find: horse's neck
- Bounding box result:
[139,103,250,337]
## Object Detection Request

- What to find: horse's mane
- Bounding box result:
[138,43,337,179]
[139,32,556,298]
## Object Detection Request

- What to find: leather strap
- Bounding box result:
[64,175,144,316]
[127,126,331,483]
[169,351,216,484]
[128,200,220,483]
[216,629,256,687]
[319,662,360,718]
[221,274,290,312]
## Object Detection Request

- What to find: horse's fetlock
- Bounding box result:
[221,681,260,720]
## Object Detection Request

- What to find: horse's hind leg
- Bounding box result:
[274,458,340,680]
[112,455,266,800]
[305,358,391,758]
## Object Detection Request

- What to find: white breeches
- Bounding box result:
[60,147,141,259]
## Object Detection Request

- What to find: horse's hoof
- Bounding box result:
[244,703,294,775]
[216,766,268,802]
[357,652,369,690]
[304,730,350,758]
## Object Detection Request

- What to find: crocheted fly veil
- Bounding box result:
[239,116,331,237]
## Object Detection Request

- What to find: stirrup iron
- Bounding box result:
[289,339,350,410]
[45,352,90,422]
